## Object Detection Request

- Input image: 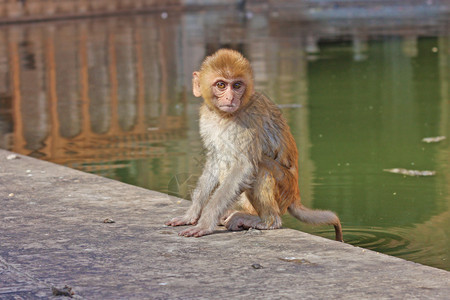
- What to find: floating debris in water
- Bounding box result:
[421,136,446,143]
[6,154,19,160]
[383,168,436,177]
[277,103,303,109]
[103,218,116,223]
[251,263,263,269]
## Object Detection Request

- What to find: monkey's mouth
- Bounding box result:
[219,104,238,113]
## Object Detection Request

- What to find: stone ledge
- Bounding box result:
[0,149,449,299]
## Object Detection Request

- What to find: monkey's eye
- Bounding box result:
[216,81,226,89]
[233,82,242,89]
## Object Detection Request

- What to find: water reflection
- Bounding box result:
[0,17,187,169]
[0,7,449,270]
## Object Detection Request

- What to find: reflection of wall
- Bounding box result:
[18,26,49,153]
[115,23,137,131]
[0,29,12,149]
[140,17,161,127]
[87,20,111,134]
[54,23,81,138]
[0,29,8,98]
[0,15,187,170]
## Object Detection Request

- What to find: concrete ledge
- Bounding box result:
[0,149,449,299]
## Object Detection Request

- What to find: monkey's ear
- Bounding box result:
[192,72,202,97]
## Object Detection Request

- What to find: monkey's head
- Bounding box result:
[192,49,254,115]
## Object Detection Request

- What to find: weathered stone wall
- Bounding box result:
[0,0,184,23]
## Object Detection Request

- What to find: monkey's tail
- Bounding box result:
[288,202,343,242]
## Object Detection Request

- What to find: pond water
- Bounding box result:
[0,7,449,270]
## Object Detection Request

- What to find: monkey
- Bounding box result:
[165,49,343,241]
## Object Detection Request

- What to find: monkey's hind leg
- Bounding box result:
[218,194,253,226]
[225,170,282,231]
[225,212,263,230]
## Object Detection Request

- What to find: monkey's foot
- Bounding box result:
[179,225,213,237]
[165,216,198,227]
[225,212,282,231]
[219,210,236,226]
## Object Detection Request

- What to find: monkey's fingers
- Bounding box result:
[179,226,213,238]
[165,217,188,227]
[165,216,198,227]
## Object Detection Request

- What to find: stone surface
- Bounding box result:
[0,149,449,299]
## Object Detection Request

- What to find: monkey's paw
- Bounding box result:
[165,216,198,227]
[178,226,213,237]
[225,212,282,231]
[224,212,262,231]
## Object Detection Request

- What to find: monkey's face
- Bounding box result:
[211,78,246,113]
[192,48,254,115]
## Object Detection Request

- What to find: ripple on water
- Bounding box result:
[314,226,446,269]
[340,226,418,255]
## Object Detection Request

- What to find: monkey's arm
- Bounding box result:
[165,159,219,226]
[179,161,255,237]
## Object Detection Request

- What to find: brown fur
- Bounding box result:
[166,49,343,241]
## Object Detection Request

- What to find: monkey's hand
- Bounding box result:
[165,215,198,227]
[178,225,213,237]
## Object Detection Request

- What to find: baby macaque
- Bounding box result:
[166,49,343,241]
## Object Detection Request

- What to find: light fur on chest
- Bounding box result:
[200,108,256,168]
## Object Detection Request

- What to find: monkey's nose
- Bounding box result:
[224,90,234,103]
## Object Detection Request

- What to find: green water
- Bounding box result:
[0,9,449,270]
[283,39,450,269]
